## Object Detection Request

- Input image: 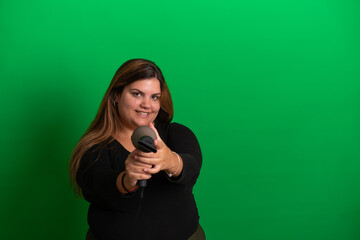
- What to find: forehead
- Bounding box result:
[125,78,161,92]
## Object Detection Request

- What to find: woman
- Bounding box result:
[69,59,205,240]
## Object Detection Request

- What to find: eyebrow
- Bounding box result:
[129,88,161,95]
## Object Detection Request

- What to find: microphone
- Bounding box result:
[131,126,157,188]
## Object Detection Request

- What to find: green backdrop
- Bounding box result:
[1,0,359,239]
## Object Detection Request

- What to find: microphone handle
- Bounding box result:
[137,179,147,188]
[135,136,156,188]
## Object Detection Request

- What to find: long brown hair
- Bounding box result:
[69,59,173,195]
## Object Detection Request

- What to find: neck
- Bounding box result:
[114,124,136,139]
[113,127,137,152]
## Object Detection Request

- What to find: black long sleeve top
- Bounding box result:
[76,122,202,240]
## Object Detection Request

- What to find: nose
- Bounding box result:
[140,97,151,109]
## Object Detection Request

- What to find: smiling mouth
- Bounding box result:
[136,111,150,117]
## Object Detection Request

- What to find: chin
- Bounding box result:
[133,120,151,128]
[131,114,157,128]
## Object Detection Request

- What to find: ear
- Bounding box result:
[110,89,120,106]
[114,92,120,102]
[109,89,120,102]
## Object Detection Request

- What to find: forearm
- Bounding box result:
[165,151,183,178]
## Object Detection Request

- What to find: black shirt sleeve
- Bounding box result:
[76,144,125,203]
[165,123,202,185]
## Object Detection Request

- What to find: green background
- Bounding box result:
[1,0,359,239]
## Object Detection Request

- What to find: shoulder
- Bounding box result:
[156,121,195,137]
[82,140,118,160]
[157,121,199,145]
[163,122,202,158]
[168,122,194,134]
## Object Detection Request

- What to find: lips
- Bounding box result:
[136,110,150,117]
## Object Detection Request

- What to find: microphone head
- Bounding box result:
[131,126,157,152]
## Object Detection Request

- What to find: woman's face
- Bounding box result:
[116,78,161,131]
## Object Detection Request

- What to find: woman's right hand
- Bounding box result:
[123,149,153,190]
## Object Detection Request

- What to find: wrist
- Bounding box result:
[123,172,137,192]
[166,151,182,177]
[117,171,137,194]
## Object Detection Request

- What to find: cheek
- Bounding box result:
[124,99,138,110]
[118,103,133,114]
[153,102,161,112]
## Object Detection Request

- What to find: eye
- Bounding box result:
[152,95,160,100]
[132,92,142,97]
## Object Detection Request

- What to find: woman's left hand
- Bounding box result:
[133,122,182,176]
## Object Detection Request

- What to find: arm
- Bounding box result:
[165,123,202,185]
[135,122,202,185]
[76,146,124,200]
[76,144,152,201]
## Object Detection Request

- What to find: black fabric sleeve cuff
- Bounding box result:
[165,153,201,185]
